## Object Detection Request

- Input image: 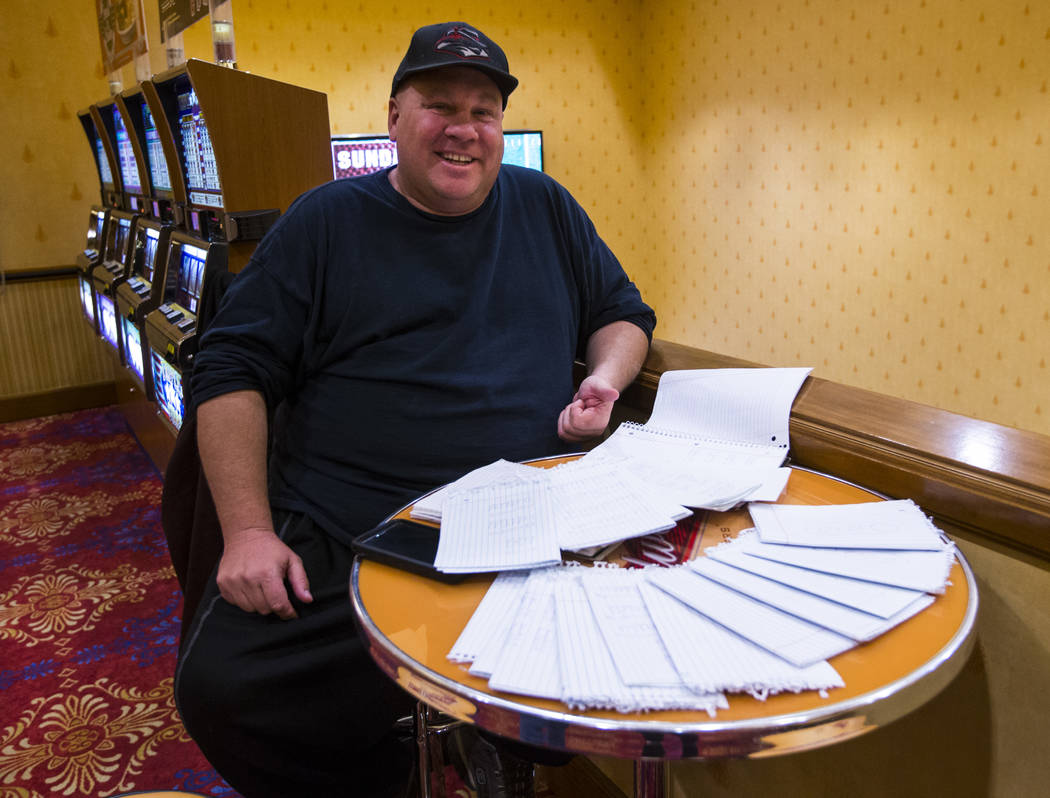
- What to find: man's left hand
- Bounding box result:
[557,374,620,442]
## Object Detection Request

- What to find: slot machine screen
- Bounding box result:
[142,102,173,193]
[79,276,96,323]
[113,104,142,196]
[85,208,105,254]
[121,316,145,385]
[140,225,161,283]
[151,350,185,430]
[175,242,208,313]
[95,133,115,190]
[176,87,223,208]
[106,216,133,265]
[97,292,120,353]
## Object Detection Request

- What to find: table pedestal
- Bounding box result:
[635,759,669,798]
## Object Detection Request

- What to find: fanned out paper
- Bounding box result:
[449,563,845,713]
[739,536,957,594]
[637,581,845,698]
[579,565,686,688]
[706,531,928,618]
[448,570,530,663]
[748,500,947,550]
[554,571,727,715]
[688,557,934,642]
[485,569,563,699]
[644,565,857,668]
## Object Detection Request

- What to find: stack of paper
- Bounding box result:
[411,459,540,523]
[434,477,562,573]
[741,501,957,594]
[748,499,947,550]
[419,368,813,573]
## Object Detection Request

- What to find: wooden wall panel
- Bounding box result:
[0,276,114,398]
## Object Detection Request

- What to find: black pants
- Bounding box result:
[175,510,416,798]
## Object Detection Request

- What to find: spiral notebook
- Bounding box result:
[594,367,812,472]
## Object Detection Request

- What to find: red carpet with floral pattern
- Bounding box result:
[0,407,240,797]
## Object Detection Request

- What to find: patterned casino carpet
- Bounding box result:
[0,407,239,797]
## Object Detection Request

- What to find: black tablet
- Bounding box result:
[351,517,466,584]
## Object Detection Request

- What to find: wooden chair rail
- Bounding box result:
[4,266,79,283]
[593,339,1050,561]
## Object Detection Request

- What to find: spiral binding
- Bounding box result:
[618,421,790,450]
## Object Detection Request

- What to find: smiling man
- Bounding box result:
[388,67,504,215]
[175,21,656,798]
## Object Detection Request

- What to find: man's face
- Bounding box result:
[388,66,505,216]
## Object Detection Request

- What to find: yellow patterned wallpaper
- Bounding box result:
[641,0,1049,435]
[1,0,1047,434]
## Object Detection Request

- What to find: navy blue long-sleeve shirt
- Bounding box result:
[191,165,656,543]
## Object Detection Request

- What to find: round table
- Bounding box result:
[350,465,978,797]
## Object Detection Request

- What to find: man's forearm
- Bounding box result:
[585,320,651,392]
[197,389,274,542]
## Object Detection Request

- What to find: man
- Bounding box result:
[176,21,655,798]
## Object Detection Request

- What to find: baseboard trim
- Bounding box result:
[0,382,118,424]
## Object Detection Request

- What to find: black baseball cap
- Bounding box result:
[391,22,519,109]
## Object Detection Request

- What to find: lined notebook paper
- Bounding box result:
[448,570,530,663]
[749,500,947,550]
[586,439,790,510]
[689,557,934,642]
[647,565,857,667]
[424,365,958,713]
[416,368,817,574]
[741,537,957,593]
[434,478,562,573]
[601,422,787,471]
[707,531,928,618]
[638,581,845,698]
[411,459,539,523]
[554,573,727,714]
[582,367,811,508]
[545,459,682,551]
[485,569,563,699]
[578,566,684,688]
[623,367,812,465]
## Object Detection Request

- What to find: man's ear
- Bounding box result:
[387,97,400,141]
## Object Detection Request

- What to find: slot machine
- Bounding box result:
[145,232,227,432]
[75,107,121,334]
[91,209,139,362]
[138,58,330,432]
[89,96,151,365]
[113,86,181,400]
[115,221,170,398]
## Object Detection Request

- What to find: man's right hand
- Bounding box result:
[215,527,313,619]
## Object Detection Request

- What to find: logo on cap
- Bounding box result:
[434,25,489,60]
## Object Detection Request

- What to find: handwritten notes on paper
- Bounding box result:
[446,503,956,715]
